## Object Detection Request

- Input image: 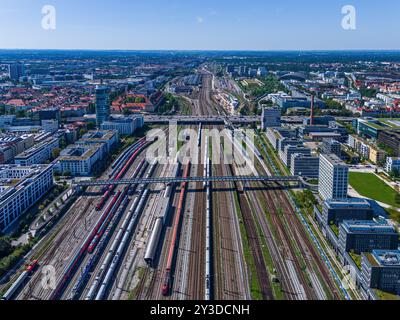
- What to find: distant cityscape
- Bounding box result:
[0,50,399,301]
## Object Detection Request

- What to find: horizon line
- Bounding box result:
[1,48,400,53]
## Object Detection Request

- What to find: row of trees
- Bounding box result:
[295,190,318,215]
[245,75,286,98]
[125,96,146,104]
[157,93,180,114]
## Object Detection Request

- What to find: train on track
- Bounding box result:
[1,260,38,300]
[144,161,180,267]
[88,160,158,300]
[50,141,152,300]
[161,162,191,296]
[96,138,148,211]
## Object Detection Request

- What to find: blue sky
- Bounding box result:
[0,0,399,50]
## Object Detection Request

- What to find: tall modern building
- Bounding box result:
[95,85,111,127]
[261,107,281,131]
[8,63,25,81]
[318,153,349,200]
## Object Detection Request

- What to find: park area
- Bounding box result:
[349,172,400,208]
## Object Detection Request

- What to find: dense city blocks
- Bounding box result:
[0,2,400,311]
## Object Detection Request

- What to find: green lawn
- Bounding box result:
[349,172,400,208]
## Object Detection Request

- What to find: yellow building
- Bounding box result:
[369,146,386,164]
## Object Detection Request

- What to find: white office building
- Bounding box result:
[318,153,349,200]
[386,157,400,174]
[54,144,102,176]
[0,164,53,232]
[14,137,60,166]
[100,115,144,136]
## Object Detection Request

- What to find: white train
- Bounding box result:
[143,161,181,267]
[86,160,158,300]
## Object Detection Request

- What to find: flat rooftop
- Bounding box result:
[81,130,116,141]
[0,164,52,200]
[325,197,371,209]
[321,153,347,166]
[371,250,400,267]
[309,132,341,137]
[359,118,400,130]
[342,220,396,234]
[58,144,100,161]
[15,137,58,159]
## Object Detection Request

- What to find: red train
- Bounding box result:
[95,140,148,211]
[26,260,39,272]
[161,271,171,296]
[50,190,123,299]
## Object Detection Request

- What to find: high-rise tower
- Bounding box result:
[95,85,110,128]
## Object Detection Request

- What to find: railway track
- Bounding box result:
[109,163,168,300]
[63,155,149,300]
[14,139,153,300]
[16,196,98,300]
[247,136,341,300]
[274,187,340,299]
[212,152,251,299]
[226,166,274,300]
[187,163,206,299]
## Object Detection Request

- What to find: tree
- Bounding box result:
[87,103,96,114]
[135,97,145,103]
[0,237,12,259]
[8,106,16,115]
[323,99,343,110]
[79,129,87,138]
[51,148,61,159]
[87,122,96,130]
[240,105,250,115]
[360,88,378,98]
[16,110,26,118]
[122,108,132,115]
[62,170,71,177]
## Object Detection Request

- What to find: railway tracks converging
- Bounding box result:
[6,67,346,302]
